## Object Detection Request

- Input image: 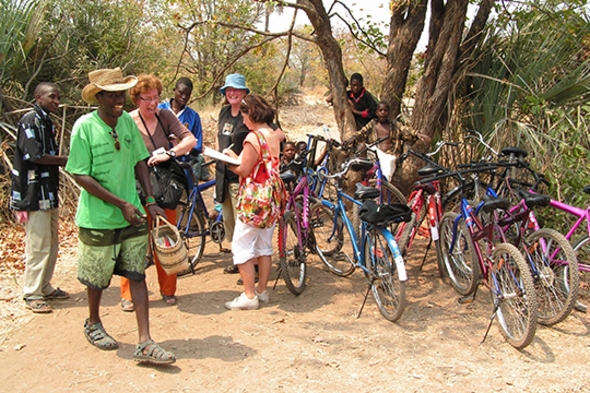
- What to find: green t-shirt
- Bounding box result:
[66,111,150,229]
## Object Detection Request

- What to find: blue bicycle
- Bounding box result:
[313,157,411,322]
[176,159,225,275]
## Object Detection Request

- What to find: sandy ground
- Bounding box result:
[1,232,590,393]
[1,97,590,392]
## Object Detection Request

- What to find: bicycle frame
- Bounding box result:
[318,188,407,280]
[533,198,590,273]
[177,177,222,239]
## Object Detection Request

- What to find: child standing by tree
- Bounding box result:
[348,101,430,180]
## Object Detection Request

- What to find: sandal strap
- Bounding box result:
[135,340,175,361]
[84,320,117,345]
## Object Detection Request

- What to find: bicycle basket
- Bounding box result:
[359,200,412,225]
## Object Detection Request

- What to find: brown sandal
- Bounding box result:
[25,299,52,313]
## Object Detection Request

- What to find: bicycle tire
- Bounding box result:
[176,203,206,274]
[279,211,307,295]
[396,193,427,256]
[572,236,590,312]
[438,212,480,295]
[523,228,579,325]
[365,228,406,322]
[491,243,537,349]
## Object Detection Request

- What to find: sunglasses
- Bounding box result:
[110,128,120,150]
[239,99,249,114]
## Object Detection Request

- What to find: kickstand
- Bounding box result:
[356,278,374,319]
[481,304,499,345]
[458,285,478,305]
[419,238,432,271]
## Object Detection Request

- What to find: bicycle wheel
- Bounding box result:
[365,228,406,322]
[572,236,590,312]
[279,211,307,295]
[491,243,537,349]
[438,212,480,295]
[396,192,427,256]
[176,203,206,274]
[523,228,579,325]
[309,197,343,256]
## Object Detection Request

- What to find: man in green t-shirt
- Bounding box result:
[66,68,175,365]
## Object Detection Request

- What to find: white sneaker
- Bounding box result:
[256,290,269,303]
[225,293,259,310]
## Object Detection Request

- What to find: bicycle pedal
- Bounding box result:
[417,227,430,238]
[332,252,346,261]
[457,295,474,305]
[574,301,588,313]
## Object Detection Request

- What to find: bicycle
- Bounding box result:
[448,143,580,325]
[176,159,225,275]
[276,138,320,296]
[314,156,411,322]
[307,133,406,277]
[392,141,459,276]
[491,148,589,313]
[432,167,538,348]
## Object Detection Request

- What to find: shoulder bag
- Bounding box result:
[236,130,287,228]
[136,112,188,210]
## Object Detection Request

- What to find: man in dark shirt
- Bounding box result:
[11,82,69,313]
[347,73,378,130]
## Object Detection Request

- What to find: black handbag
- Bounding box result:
[138,158,188,209]
[136,111,189,210]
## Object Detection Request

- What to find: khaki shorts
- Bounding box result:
[77,224,149,290]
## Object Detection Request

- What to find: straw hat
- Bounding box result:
[81,67,138,104]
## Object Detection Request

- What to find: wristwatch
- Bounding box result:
[166,149,176,158]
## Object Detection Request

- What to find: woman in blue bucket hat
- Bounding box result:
[216,74,251,274]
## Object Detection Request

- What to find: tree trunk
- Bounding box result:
[391,0,493,195]
[381,0,428,122]
[299,0,357,140]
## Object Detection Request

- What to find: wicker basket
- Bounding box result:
[151,216,189,275]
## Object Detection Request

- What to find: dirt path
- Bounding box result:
[1,97,590,392]
[1,234,589,392]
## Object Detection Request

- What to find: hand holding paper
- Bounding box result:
[203,146,240,166]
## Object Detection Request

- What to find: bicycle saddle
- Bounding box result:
[501,146,527,158]
[517,189,550,208]
[481,195,511,213]
[417,165,441,178]
[280,170,297,183]
[354,183,381,200]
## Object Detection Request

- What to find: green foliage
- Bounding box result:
[461,1,590,232]
[0,0,45,95]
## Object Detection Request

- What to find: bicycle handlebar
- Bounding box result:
[316,157,367,181]
[464,130,500,157]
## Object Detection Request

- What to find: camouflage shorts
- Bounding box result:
[77,224,149,290]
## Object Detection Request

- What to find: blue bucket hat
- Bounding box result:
[219,73,250,96]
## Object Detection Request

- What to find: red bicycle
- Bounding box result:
[394,141,458,276]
